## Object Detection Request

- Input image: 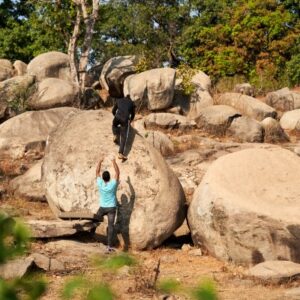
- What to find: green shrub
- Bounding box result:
[286,54,300,87]
[0,212,46,300]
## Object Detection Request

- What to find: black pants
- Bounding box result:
[112,117,129,155]
[96,207,116,247]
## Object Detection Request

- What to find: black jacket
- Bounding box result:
[112,96,135,122]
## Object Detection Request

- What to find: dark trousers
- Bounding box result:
[96,207,116,247]
[112,117,129,155]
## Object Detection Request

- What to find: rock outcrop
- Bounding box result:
[266,88,300,112]
[0,75,35,122]
[42,110,186,250]
[0,107,78,162]
[124,68,176,110]
[100,55,138,97]
[227,116,263,143]
[261,117,289,143]
[13,60,27,76]
[28,78,78,109]
[27,51,71,82]
[144,113,196,131]
[216,93,276,121]
[9,160,45,201]
[195,105,241,135]
[0,59,13,81]
[188,147,300,264]
[280,109,300,131]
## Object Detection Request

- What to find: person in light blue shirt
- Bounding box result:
[95,155,120,253]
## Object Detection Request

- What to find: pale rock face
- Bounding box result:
[134,120,174,156]
[248,261,300,281]
[13,60,27,76]
[188,90,214,119]
[27,51,71,82]
[0,75,35,121]
[124,68,176,110]
[280,109,300,131]
[266,88,300,112]
[42,110,186,250]
[9,160,45,201]
[28,78,79,109]
[100,55,138,97]
[191,71,211,92]
[188,147,300,264]
[144,113,196,131]
[216,93,277,121]
[194,105,241,135]
[0,107,78,160]
[227,116,263,143]
[0,59,13,81]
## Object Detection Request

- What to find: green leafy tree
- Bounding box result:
[0,212,46,300]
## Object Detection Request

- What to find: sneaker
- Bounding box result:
[118,153,127,161]
[105,247,116,254]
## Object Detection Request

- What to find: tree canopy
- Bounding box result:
[0,0,299,87]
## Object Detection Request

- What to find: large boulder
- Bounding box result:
[25,219,95,238]
[248,261,300,282]
[191,71,211,92]
[27,51,71,82]
[280,109,300,131]
[13,60,27,76]
[216,93,277,121]
[100,55,138,97]
[124,68,176,110]
[0,59,13,81]
[226,116,264,143]
[9,160,45,201]
[144,113,196,131]
[266,88,300,112]
[261,117,289,143]
[188,147,300,264]
[187,90,214,119]
[0,75,35,122]
[0,107,78,174]
[42,110,186,250]
[133,120,174,156]
[28,78,78,109]
[195,105,241,135]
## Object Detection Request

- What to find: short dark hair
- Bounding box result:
[102,171,110,182]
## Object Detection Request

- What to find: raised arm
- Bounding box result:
[96,156,104,178]
[112,159,120,181]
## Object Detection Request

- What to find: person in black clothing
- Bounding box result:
[112,95,135,161]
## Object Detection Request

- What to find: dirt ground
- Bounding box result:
[1,197,299,300]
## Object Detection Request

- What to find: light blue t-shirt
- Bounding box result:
[96,178,118,207]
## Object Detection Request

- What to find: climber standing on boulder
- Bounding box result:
[95,155,119,253]
[112,94,135,161]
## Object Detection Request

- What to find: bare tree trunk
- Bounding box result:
[68,3,81,87]
[78,0,99,91]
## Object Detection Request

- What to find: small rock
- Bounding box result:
[181,244,192,251]
[117,265,131,276]
[189,248,202,256]
[31,253,50,271]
